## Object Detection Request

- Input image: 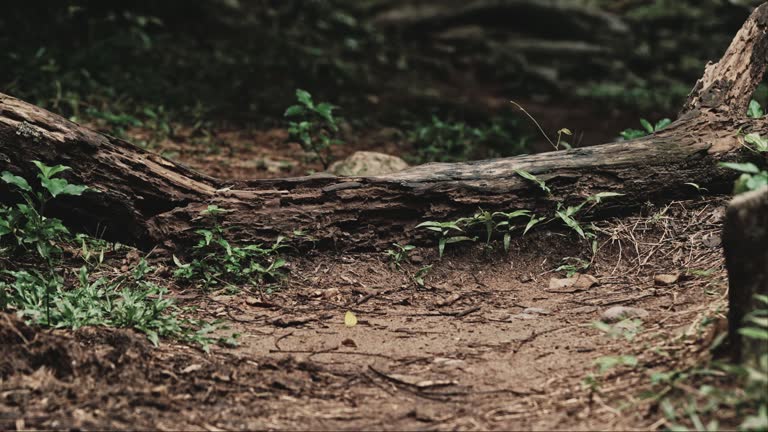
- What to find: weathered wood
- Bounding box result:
[0,4,768,253]
[723,186,768,364]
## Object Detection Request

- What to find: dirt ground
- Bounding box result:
[1,187,731,430]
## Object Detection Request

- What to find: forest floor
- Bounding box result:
[1,119,735,430]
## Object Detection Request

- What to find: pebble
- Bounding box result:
[654,273,680,286]
[523,307,551,315]
[600,306,649,323]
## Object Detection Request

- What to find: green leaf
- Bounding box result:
[315,102,336,126]
[524,215,544,235]
[640,118,654,134]
[284,105,305,117]
[588,192,624,203]
[739,327,768,340]
[720,162,760,174]
[556,210,585,238]
[744,133,768,152]
[1,171,32,192]
[445,236,475,244]
[740,405,768,431]
[145,329,160,346]
[515,169,551,194]
[295,89,313,108]
[654,118,672,131]
[747,316,768,328]
[620,128,647,140]
[40,177,88,198]
[748,99,765,119]
[172,255,190,269]
[32,161,70,179]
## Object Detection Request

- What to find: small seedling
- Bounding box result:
[515,169,551,194]
[593,355,638,374]
[284,89,342,169]
[386,243,415,269]
[620,118,671,140]
[556,257,591,277]
[492,209,533,251]
[412,265,432,288]
[173,206,288,290]
[416,220,475,258]
[748,99,764,119]
[719,162,768,194]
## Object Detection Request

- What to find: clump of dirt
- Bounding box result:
[0,313,350,430]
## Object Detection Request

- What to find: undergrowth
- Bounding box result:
[0,162,226,350]
[172,205,288,293]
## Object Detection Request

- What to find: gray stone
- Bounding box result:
[601,306,649,323]
[328,151,409,176]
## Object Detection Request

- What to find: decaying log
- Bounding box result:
[723,186,768,364]
[1,5,768,253]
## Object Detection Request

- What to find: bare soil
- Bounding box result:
[1,187,730,430]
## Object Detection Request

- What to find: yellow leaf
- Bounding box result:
[344,311,358,327]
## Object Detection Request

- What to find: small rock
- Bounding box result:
[519,273,533,283]
[341,338,357,348]
[328,151,409,176]
[654,273,680,286]
[601,306,649,323]
[511,313,539,320]
[702,233,721,248]
[410,254,424,264]
[523,307,551,315]
[548,274,598,292]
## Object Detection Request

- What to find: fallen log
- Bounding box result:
[1,5,768,252]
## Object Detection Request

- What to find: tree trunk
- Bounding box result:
[723,187,768,364]
[1,5,768,253]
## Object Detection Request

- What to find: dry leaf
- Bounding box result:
[344,311,358,327]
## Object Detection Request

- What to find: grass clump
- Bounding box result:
[0,161,223,350]
[172,205,288,293]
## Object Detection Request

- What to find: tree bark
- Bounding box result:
[1,5,768,253]
[723,186,768,364]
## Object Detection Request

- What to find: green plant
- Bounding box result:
[718,131,768,194]
[2,260,225,350]
[412,265,433,288]
[1,161,88,322]
[284,89,342,169]
[173,205,288,291]
[748,99,764,119]
[620,118,672,140]
[554,192,623,240]
[594,355,638,374]
[556,257,592,277]
[415,220,475,259]
[406,115,529,163]
[492,209,541,252]
[721,162,768,194]
[515,169,551,194]
[385,243,415,269]
[0,163,221,349]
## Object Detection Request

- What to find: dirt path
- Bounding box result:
[1,198,728,430]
